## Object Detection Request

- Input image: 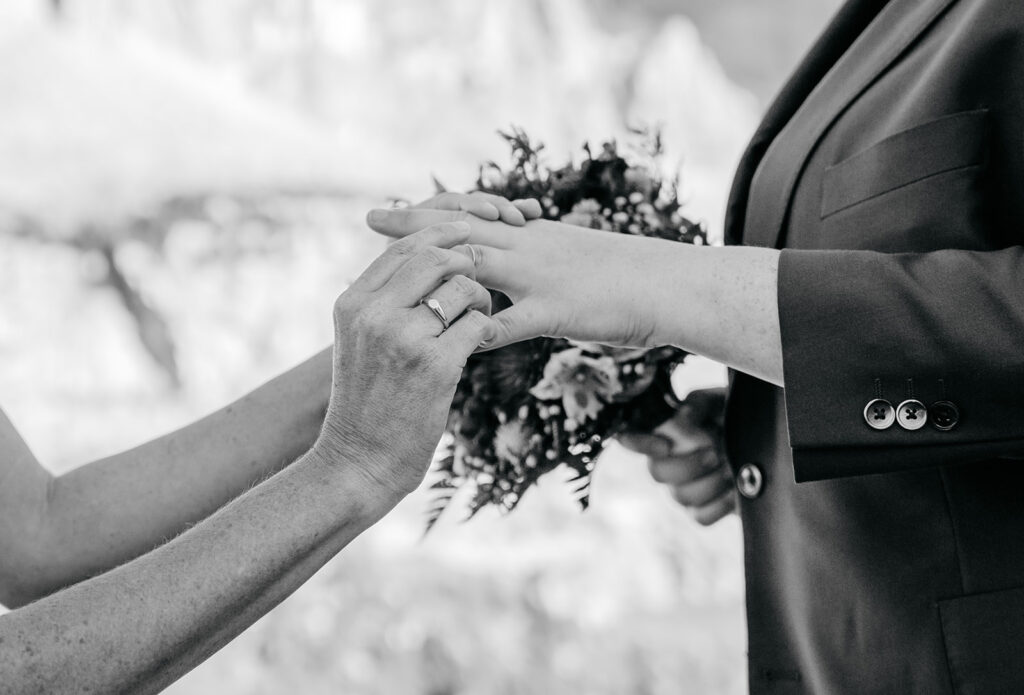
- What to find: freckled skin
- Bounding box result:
[0,223,495,693]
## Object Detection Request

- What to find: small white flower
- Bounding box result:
[494,421,532,465]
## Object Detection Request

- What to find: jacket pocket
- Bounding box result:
[938,584,1024,695]
[821,109,989,219]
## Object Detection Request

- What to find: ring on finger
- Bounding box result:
[421,297,450,330]
[465,243,479,267]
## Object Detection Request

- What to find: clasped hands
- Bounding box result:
[364,192,736,525]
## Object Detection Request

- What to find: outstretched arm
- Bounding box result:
[1,447,389,694]
[366,208,783,385]
[0,221,496,693]
[0,348,331,607]
[369,207,1024,482]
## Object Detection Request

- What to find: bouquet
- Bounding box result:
[426,127,707,532]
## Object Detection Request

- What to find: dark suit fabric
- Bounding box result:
[724,0,1024,692]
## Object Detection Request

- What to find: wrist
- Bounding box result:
[308,433,410,513]
[634,237,695,348]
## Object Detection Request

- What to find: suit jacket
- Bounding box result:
[723,0,1024,692]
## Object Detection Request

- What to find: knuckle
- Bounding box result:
[418,246,450,268]
[333,292,359,322]
[451,274,481,299]
[389,236,418,257]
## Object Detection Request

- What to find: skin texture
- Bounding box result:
[369,199,767,525]
[365,207,783,385]
[0,351,332,608]
[0,223,496,693]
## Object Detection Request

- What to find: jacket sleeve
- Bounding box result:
[778,246,1024,482]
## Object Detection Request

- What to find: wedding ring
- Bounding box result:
[421,297,450,330]
[466,244,479,267]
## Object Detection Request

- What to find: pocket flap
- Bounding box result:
[821,109,988,218]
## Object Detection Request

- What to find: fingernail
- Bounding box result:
[452,221,471,232]
[367,209,388,223]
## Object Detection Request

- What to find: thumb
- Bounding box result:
[680,387,727,428]
[367,208,468,238]
[478,301,547,351]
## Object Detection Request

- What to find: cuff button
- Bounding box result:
[929,400,960,431]
[896,399,928,430]
[864,398,895,430]
[737,463,764,500]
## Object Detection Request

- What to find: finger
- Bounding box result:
[439,192,501,221]
[472,192,526,226]
[439,309,498,356]
[481,300,549,350]
[653,417,716,456]
[648,448,721,485]
[414,275,492,336]
[689,490,737,526]
[384,246,476,306]
[617,432,673,458]
[367,208,511,248]
[368,208,467,238]
[450,243,514,295]
[669,467,734,507]
[512,198,543,220]
[354,222,470,292]
[680,388,727,427]
[417,192,509,223]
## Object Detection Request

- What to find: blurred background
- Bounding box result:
[0,0,839,692]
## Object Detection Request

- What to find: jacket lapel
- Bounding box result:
[723,0,890,246]
[728,0,958,249]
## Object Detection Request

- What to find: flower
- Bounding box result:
[624,167,655,197]
[529,348,622,423]
[493,420,532,467]
[560,199,610,230]
[425,126,704,531]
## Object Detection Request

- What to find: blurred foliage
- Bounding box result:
[594,0,843,101]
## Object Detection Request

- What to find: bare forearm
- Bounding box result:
[35,349,331,598]
[0,447,395,694]
[651,243,783,386]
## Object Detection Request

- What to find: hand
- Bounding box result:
[619,388,736,526]
[315,222,496,499]
[366,208,673,349]
[412,191,543,226]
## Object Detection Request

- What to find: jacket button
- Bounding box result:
[929,400,960,431]
[896,399,927,430]
[737,463,764,499]
[863,398,895,430]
